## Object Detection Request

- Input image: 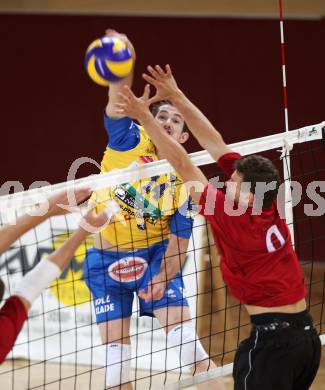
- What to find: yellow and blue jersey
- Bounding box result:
[91,114,193,249]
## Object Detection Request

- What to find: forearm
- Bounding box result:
[160,236,189,282]
[171,90,224,150]
[106,37,136,118]
[47,227,89,271]
[106,72,134,118]
[138,111,190,170]
[12,209,106,308]
[0,213,48,254]
[12,230,88,310]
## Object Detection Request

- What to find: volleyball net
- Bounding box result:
[0,121,324,389]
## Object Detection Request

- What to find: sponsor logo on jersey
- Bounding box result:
[166,288,176,298]
[115,186,136,209]
[139,155,154,164]
[108,256,148,283]
[114,183,162,230]
[119,203,136,217]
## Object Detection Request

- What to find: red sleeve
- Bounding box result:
[199,184,210,218]
[0,296,27,363]
[217,152,242,177]
[198,182,223,222]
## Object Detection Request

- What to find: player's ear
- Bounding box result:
[0,278,5,302]
[179,131,189,144]
[248,192,255,207]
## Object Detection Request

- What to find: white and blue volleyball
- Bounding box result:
[85,36,133,86]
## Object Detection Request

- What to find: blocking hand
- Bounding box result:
[115,84,151,120]
[34,187,91,217]
[142,64,180,105]
[79,200,119,234]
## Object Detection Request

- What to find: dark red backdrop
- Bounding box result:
[0,14,324,260]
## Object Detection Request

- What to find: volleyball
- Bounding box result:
[84,36,133,86]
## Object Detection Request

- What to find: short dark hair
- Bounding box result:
[0,277,5,302]
[150,100,189,133]
[235,155,280,208]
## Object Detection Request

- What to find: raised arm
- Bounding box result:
[45,208,111,272]
[0,188,91,254]
[104,30,136,118]
[13,207,112,310]
[115,86,208,205]
[0,208,111,364]
[143,65,234,162]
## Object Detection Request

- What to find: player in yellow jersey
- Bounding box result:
[84,30,224,390]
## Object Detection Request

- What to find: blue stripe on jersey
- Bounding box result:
[169,199,193,239]
[104,114,140,151]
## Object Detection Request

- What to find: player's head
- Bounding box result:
[226,155,280,208]
[0,277,5,302]
[150,100,189,144]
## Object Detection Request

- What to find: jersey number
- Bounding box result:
[266,225,285,253]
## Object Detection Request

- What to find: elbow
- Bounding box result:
[178,236,190,252]
[169,151,189,172]
[161,142,190,175]
[172,158,185,172]
[173,158,193,179]
[201,132,223,151]
[169,235,189,251]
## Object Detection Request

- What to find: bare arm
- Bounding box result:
[138,234,189,302]
[160,235,189,282]
[14,208,111,311]
[0,188,91,254]
[104,30,136,118]
[0,208,111,365]
[46,208,110,271]
[169,89,233,161]
[139,111,208,204]
[0,214,49,254]
[144,65,234,162]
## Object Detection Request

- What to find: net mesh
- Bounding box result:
[0,122,324,389]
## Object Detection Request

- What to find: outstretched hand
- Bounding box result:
[32,187,92,218]
[79,200,119,234]
[115,64,179,118]
[143,64,180,105]
[115,84,151,120]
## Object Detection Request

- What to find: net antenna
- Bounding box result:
[279,0,295,242]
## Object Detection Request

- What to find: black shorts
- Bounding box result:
[233,310,321,390]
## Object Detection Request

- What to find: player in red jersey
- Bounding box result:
[115,65,322,390]
[0,188,111,364]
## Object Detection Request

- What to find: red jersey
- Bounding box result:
[0,296,27,364]
[199,152,306,307]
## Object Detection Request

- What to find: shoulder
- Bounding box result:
[104,114,141,151]
[217,152,242,177]
[104,114,134,132]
